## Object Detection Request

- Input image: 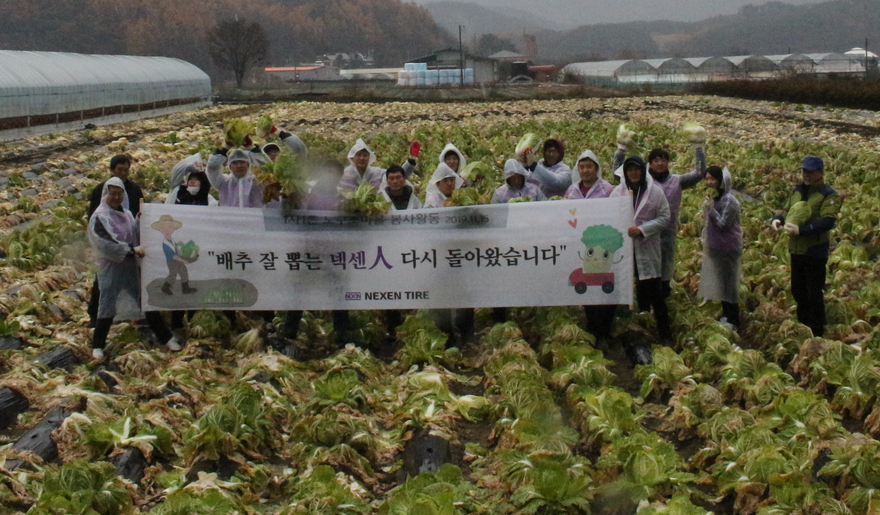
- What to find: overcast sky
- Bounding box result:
[419,0,831,28]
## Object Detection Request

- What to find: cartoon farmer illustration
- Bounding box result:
[151,214,199,295]
[570,224,624,294]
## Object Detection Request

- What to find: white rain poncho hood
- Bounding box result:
[424,163,464,208]
[491,159,546,204]
[348,138,377,168]
[87,177,142,320]
[438,143,467,173]
[571,150,602,183]
[206,148,264,208]
[503,158,530,181]
[90,177,136,249]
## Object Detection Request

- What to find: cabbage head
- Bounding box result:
[787,201,812,226]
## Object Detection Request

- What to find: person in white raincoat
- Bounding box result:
[338,138,418,192]
[699,166,743,329]
[491,159,546,203]
[88,178,179,360]
[206,148,265,208]
[381,165,423,211]
[564,150,616,350]
[610,156,672,363]
[528,139,573,198]
[564,150,614,200]
[424,163,464,208]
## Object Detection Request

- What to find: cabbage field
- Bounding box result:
[2,96,880,515]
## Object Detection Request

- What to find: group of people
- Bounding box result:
[86,122,840,366]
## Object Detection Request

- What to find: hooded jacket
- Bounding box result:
[424,163,464,208]
[206,149,265,208]
[491,159,546,203]
[338,139,417,193]
[610,156,671,281]
[564,150,614,200]
[772,178,840,257]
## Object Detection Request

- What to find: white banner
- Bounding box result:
[140,199,634,311]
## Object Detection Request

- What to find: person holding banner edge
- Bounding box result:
[565,149,617,352]
[610,156,672,365]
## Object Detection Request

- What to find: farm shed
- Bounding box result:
[805,53,865,74]
[725,55,779,78]
[561,60,657,84]
[643,58,697,83]
[684,57,737,81]
[0,50,211,141]
[409,48,497,83]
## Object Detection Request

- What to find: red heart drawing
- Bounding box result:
[568,219,577,228]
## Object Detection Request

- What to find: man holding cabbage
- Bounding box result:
[771,156,841,337]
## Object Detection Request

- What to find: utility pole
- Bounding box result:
[459,25,465,87]
[866,38,870,79]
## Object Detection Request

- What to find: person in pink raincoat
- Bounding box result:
[491,159,546,203]
[206,148,265,208]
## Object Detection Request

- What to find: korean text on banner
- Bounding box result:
[140,199,634,311]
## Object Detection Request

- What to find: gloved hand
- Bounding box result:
[771,219,782,232]
[215,147,229,156]
[279,130,292,140]
[409,141,421,158]
[269,126,279,136]
[617,143,628,151]
[784,223,800,235]
[243,136,253,148]
[703,196,714,210]
[133,246,145,258]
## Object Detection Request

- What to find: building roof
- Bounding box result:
[562,60,656,78]
[643,58,696,72]
[846,47,879,58]
[488,51,529,60]
[265,66,325,72]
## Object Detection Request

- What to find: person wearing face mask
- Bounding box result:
[491,159,545,204]
[206,148,265,208]
[770,156,841,337]
[527,139,573,198]
[610,156,671,365]
[166,154,217,207]
[565,150,616,350]
[338,139,420,192]
[88,178,180,360]
[699,166,743,330]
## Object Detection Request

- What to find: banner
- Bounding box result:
[140,198,634,311]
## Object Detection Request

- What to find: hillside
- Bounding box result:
[424,2,557,37]
[0,0,453,79]
[538,0,880,62]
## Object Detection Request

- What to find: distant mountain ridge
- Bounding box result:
[538,0,880,62]
[424,2,558,38]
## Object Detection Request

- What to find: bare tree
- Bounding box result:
[206,19,269,87]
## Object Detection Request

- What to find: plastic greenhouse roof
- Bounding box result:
[0,50,211,119]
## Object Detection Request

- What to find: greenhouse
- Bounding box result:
[642,58,697,83]
[0,50,211,141]
[806,53,865,74]
[766,54,815,73]
[684,57,737,82]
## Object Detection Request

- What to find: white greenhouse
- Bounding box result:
[0,50,211,140]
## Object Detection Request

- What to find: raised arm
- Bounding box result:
[679,146,707,190]
[206,152,231,189]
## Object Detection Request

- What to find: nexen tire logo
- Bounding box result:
[345,292,361,301]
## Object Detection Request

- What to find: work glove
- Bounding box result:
[215,147,229,156]
[409,141,421,158]
[243,136,253,148]
[771,219,782,232]
[784,223,800,235]
[703,196,714,210]
[279,130,292,140]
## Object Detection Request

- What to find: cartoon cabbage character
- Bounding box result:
[580,224,624,273]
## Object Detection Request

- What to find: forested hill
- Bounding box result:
[0,0,452,75]
[539,0,880,62]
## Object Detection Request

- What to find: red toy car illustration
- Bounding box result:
[569,269,615,294]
